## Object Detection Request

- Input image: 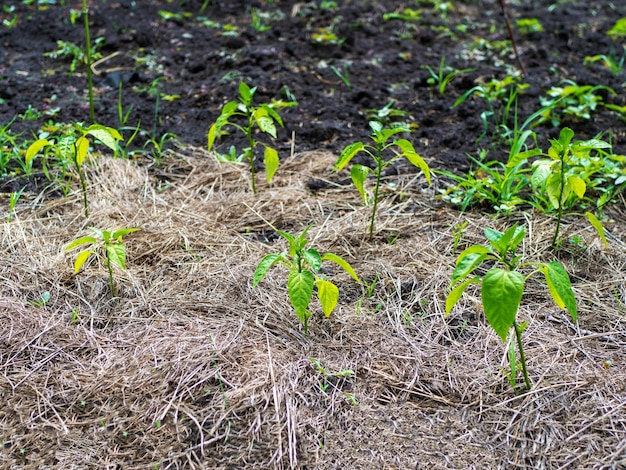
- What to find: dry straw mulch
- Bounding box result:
[0,149,625,469]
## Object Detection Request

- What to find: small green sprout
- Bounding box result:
[208,82,297,193]
[335,121,431,238]
[65,227,140,297]
[253,226,360,334]
[446,224,577,392]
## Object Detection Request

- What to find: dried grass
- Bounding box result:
[0,150,625,469]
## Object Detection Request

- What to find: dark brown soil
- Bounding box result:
[1,0,625,174]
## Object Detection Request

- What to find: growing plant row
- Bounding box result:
[4,5,626,395]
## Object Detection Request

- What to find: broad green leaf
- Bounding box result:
[111,227,141,240]
[316,279,339,317]
[239,82,254,103]
[75,135,90,166]
[87,125,123,151]
[25,139,51,168]
[335,142,364,171]
[73,249,94,274]
[585,212,608,247]
[255,112,277,138]
[569,175,586,199]
[484,227,504,243]
[445,276,480,316]
[221,100,239,118]
[288,270,315,324]
[264,146,279,184]
[350,164,369,204]
[572,139,611,151]
[107,243,127,270]
[557,127,574,148]
[546,172,568,209]
[481,268,524,342]
[253,253,284,287]
[65,236,97,251]
[541,261,577,322]
[303,248,322,272]
[531,160,552,189]
[452,252,487,286]
[507,148,541,168]
[369,121,383,135]
[260,104,284,127]
[456,245,490,260]
[322,253,360,283]
[207,123,218,152]
[394,139,431,184]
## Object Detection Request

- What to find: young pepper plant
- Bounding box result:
[65,227,140,297]
[519,127,611,248]
[26,123,123,218]
[334,121,431,238]
[446,224,577,392]
[207,82,297,193]
[253,226,360,334]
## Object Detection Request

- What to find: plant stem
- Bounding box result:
[369,161,383,238]
[76,165,89,218]
[82,0,95,123]
[551,154,566,248]
[497,0,527,76]
[106,256,116,297]
[246,122,257,194]
[513,320,531,390]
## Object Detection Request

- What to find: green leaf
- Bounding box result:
[557,127,575,148]
[277,230,298,257]
[451,251,487,286]
[321,253,360,283]
[335,142,364,171]
[254,110,277,138]
[316,279,339,317]
[531,160,552,189]
[75,135,89,166]
[107,243,127,270]
[507,148,541,168]
[484,227,503,244]
[253,253,283,287]
[73,250,94,274]
[445,276,480,316]
[568,175,586,199]
[65,236,97,251]
[288,270,315,324]
[546,172,568,209]
[264,146,279,184]
[585,212,608,247]
[541,261,577,323]
[25,139,51,168]
[260,104,284,127]
[86,124,123,151]
[111,227,140,240]
[303,248,322,272]
[239,82,254,103]
[394,139,431,184]
[207,123,218,152]
[481,268,524,342]
[350,164,369,204]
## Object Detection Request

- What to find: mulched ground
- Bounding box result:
[1,0,626,469]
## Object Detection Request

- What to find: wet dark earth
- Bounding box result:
[1,0,626,175]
